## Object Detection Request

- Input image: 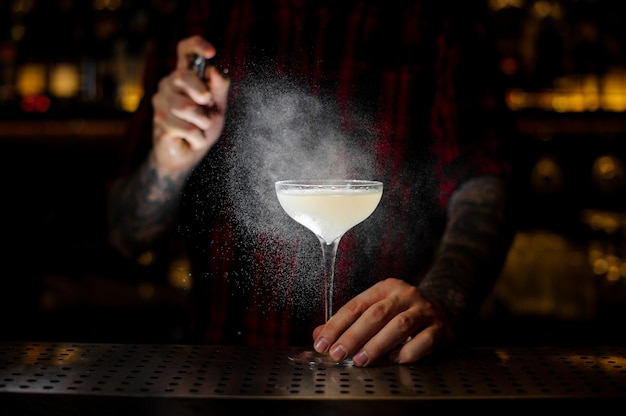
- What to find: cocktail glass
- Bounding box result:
[275,179,383,366]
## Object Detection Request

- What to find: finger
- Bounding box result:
[327,301,396,363]
[176,35,216,71]
[317,278,407,342]
[206,66,231,110]
[313,297,368,353]
[351,307,425,366]
[154,124,187,158]
[329,295,422,365]
[313,279,397,353]
[389,325,439,364]
[171,101,212,131]
[312,324,323,340]
[157,75,215,131]
[153,86,207,129]
[155,108,205,147]
[170,70,213,106]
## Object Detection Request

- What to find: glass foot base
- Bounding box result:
[287,350,353,367]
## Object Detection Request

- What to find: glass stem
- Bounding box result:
[319,237,341,323]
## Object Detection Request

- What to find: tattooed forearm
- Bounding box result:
[107,157,190,259]
[418,175,513,329]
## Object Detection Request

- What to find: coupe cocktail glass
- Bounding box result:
[275,179,383,366]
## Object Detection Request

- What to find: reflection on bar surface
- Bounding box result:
[0,342,625,415]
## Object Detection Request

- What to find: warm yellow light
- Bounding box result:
[49,63,80,98]
[551,94,569,112]
[507,69,626,112]
[488,0,524,11]
[601,71,626,111]
[593,257,608,275]
[589,214,606,232]
[137,250,156,266]
[591,154,625,193]
[16,63,46,96]
[530,155,563,193]
[597,156,617,178]
[506,89,527,110]
[532,0,563,19]
[168,258,193,290]
[606,265,621,282]
[602,93,626,112]
[118,83,143,112]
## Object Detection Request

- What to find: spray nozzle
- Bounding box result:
[191,54,229,81]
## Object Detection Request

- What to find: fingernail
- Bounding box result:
[314,338,329,353]
[330,344,347,361]
[352,350,369,367]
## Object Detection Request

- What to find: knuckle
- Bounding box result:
[404,284,420,297]
[344,299,363,315]
[153,108,166,123]
[367,302,390,321]
[394,314,414,333]
[174,70,187,82]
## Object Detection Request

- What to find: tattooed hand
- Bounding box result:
[107,35,231,259]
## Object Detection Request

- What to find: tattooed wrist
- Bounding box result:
[109,157,189,258]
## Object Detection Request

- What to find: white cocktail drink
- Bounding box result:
[275,179,383,367]
[276,186,383,244]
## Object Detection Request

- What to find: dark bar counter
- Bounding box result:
[1,341,625,415]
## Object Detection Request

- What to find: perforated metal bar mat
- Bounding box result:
[1,342,625,415]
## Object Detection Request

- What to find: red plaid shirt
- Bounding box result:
[119,0,514,346]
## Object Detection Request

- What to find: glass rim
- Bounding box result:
[275,179,383,187]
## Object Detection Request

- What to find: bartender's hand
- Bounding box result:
[151,35,230,175]
[312,277,455,367]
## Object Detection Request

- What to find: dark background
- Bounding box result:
[1,0,626,346]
